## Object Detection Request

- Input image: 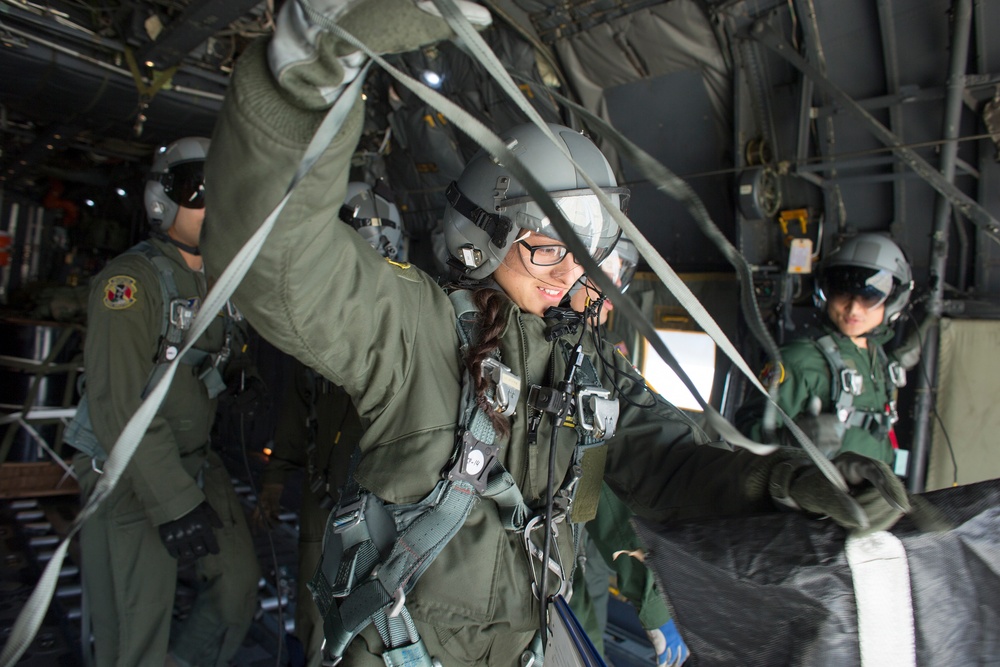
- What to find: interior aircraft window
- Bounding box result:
[641,330,716,412]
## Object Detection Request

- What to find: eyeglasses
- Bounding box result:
[152,160,206,209]
[516,240,581,267]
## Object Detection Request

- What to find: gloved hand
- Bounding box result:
[158,502,223,560]
[646,619,690,666]
[268,0,491,107]
[770,451,911,534]
[252,482,285,531]
[783,396,844,458]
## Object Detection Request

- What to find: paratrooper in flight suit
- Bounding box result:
[67,137,260,666]
[738,234,918,466]
[200,2,911,663]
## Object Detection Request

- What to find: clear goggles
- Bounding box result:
[501,188,628,266]
[822,266,895,310]
[151,160,206,209]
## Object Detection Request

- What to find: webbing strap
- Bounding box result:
[485,471,528,531]
[845,532,916,667]
[315,479,478,659]
[814,335,855,417]
[375,480,477,595]
[0,59,372,667]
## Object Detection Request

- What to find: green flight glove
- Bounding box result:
[770,451,910,534]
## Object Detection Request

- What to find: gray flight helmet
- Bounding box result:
[340,181,405,261]
[816,233,914,325]
[144,137,210,231]
[443,122,627,280]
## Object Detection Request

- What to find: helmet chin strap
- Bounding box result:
[152,229,201,256]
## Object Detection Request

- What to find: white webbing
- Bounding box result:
[845,531,917,667]
[0,64,370,667]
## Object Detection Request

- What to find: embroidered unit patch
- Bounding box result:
[103,275,138,310]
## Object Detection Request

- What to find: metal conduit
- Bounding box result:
[906,0,973,493]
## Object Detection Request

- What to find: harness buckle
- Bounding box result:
[331,496,366,533]
[481,357,521,417]
[839,368,864,396]
[576,387,619,440]
[168,298,197,331]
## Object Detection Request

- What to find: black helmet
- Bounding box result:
[442,123,626,279]
[339,182,405,261]
[816,233,913,325]
[144,137,210,231]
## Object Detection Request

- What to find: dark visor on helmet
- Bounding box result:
[822,266,895,310]
[152,161,206,209]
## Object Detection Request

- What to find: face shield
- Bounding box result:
[822,266,896,310]
[501,188,627,266]
[150,160,206,209]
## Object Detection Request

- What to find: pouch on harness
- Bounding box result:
[63,240,239,465]
[308,289,619,666]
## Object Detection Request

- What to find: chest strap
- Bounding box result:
[126,240,237,399]
[812,334,896,438]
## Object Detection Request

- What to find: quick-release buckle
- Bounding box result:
[169,298,197,331]
[576,387,619,440]
[331,496,366,533]
[840,368,864,396]
[481,357,521,417]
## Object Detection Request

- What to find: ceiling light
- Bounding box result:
[421,71,443,89]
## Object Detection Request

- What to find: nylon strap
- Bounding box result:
[0,60,371,667]
[814,335,856,417]
[403,0,859,516]
[845,531,917,667]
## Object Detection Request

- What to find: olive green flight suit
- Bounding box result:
[201,34,794,666]
[264,358,362,666]
[737,326,899,465]
[74,237,259,666]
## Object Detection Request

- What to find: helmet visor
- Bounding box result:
[153,161,206,209]
[503,188,627,265]
[823,266,895,310]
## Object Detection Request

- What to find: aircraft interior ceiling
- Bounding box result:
[0,0,996,277]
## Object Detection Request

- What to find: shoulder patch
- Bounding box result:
[103,275,138,310]
[613,340,630,359]
[759,361,785,386]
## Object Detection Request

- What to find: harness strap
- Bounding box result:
[812,335,893,438]
[311,480,477,658]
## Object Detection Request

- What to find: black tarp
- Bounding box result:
[634,479,1000,666]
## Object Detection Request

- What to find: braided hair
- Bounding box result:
[464,288,512,439]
